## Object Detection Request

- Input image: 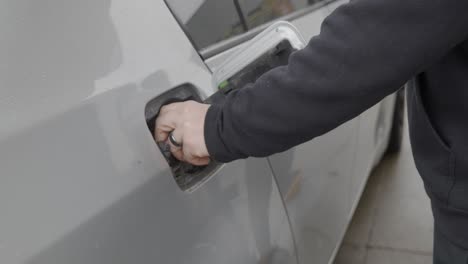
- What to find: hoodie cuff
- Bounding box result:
[204,104,236,163]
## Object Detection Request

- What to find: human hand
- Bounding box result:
[155,101,211,166]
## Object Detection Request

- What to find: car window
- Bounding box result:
[166,0,328,51]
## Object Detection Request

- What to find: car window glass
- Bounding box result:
[166,0,327,51]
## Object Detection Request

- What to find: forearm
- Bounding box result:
[205,0,468,162]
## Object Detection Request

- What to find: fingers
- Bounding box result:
[170,147,210,166]
[154,101,210,166]
[190,156,211,166]
[154,108,179,142]
[168,131,210,165]
[155,128,170,143]
[170,127,184,147]
[156,103,185,160]
[159,102,183,114]
[183,149,211,166]
[169,139,185,161]
[154,102,191,142]
[169,139,210,166]
[168,128,184,161]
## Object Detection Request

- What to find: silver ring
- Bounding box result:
[169,132,183,148]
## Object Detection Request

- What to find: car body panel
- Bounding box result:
[0,1,295,263]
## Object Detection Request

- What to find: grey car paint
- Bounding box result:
[0,1,295,263]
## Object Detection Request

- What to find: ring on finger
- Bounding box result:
[169,131,183,148]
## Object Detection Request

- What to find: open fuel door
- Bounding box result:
[210,21,306,102]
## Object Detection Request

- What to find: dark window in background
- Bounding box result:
[166,0,326,51]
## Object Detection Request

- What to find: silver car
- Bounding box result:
[1,0,404,263]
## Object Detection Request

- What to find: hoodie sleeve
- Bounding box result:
[204,0,468,162]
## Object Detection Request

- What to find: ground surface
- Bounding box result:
[334,118,433,264]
